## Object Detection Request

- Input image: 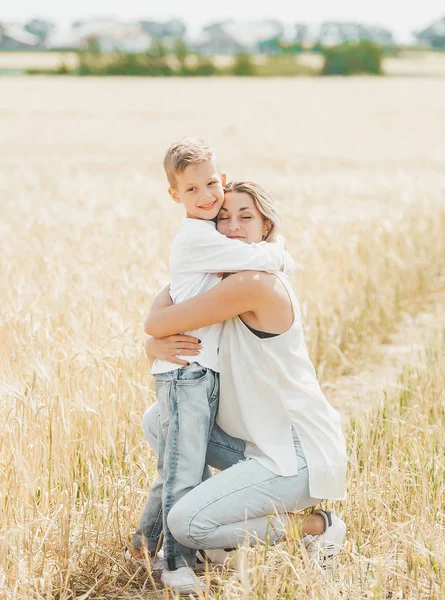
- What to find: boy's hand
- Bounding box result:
[144,334,202,367]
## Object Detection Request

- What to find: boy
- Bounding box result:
[130,138,292,594]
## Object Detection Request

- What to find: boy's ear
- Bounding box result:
[168,187,181,204]
[221,172,227,186]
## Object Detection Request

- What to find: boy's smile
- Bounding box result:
[168,158,226,220]
[200,199,218,211]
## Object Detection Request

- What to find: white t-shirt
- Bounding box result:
[217,272,348,500]
[151,218,292,375]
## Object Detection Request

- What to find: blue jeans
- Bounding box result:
[132,363,219,570]
[136,401,317,552]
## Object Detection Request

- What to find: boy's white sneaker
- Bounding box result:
[303,510,346,571]
[125,547,210,574]
[124,547,164,572]
[161,566,206,595]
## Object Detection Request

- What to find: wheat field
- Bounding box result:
[1,76,445,599]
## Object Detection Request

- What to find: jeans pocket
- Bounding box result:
[178,363,209,382]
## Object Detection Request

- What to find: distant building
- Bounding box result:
[191,22,246,54]
[1,17,397,55]
[294,24,309,44]
[416,16,445,48]
[292,21,393,46]
[46,19,152,53]
[24,18,56,43]
[0,23,41,49]
[364,25,394,45]
[189,19,392,54]
[45,25,79,49]
[190,19,283,54]
[139,19,186,40]
[91,22,152,53]
[315,22,393,46]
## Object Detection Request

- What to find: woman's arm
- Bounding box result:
[144,334,202,367]
[144,272,263,338]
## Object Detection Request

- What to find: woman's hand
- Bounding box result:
[144,334,202,367]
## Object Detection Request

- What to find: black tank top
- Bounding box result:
[223,274,280,339]
[240,319,279,339]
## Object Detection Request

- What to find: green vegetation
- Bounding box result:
[231,52,256,76]
[255,54,315,77]
[322,40,384,75]
[75,38,222,76]
[23,38,388,77]
[77,38,175,76]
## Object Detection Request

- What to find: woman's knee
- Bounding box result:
[142,403,159,452]
[168,501,214,549]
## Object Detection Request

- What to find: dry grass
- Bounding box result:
[1,77,445,598]
[208,338,445,599]
[384,50,445,76]
[0,52,78,71]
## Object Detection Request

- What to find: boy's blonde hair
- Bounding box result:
[164,137,215,188]
[223,180,280,242]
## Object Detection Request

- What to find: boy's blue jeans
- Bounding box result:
[132,363,219,570]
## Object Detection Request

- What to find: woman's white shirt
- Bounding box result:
[217,272,347,500]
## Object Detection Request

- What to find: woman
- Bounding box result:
[138,181,347,576]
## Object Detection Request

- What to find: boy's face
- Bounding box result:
[169,158,226,220]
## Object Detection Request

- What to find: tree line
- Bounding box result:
[29,39,385,77]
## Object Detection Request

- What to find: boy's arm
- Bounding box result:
[275,234,295,275]
[173,225,293,275]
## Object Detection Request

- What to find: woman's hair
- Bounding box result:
[223,180,280,242]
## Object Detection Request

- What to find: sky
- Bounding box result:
[2,0,443,42]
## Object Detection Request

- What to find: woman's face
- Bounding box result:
[216,191,268,244]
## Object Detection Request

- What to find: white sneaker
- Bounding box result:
[161,566,206,595]
[124,547,164,572]
[303,510,346,571]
